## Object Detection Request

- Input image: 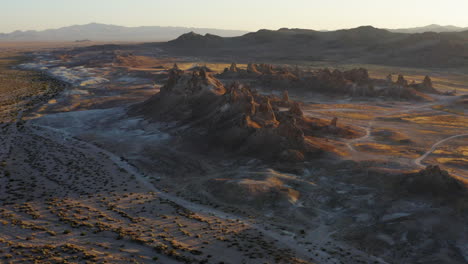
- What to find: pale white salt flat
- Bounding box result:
[31,107,170,155]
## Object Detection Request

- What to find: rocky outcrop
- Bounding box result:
[164,68,226,95]
[330,117,338,127]
[400,165,466,197]
[218,63,434,100]
[396,74,408,87]
[386,74,393,83]
[229,63,238,72]
[288,102,303,117]
[423,75,432,88]
[132,70,361,162]
[187,65,214,72]
[247,63,261,74]
[220,63,284,77]
[282,90,289,102]
[343,68,370,84]
[252,98,279,127]
[410,75,440,94]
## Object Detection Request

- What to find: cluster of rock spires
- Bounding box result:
[132,66,361,162]
[219,63,439,100]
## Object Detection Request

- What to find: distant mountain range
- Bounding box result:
[1,23,468,42]
[0,23,250,42]
[387,24,468,34]
[163,26,468,68]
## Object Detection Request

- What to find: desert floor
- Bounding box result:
[0,44,467,264]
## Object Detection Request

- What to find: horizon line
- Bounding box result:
[2,22,468,35]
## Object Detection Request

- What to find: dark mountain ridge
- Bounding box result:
[164,26,468,68]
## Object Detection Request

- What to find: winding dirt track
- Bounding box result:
[343,102,436,152]
[414,133,468,168]
[346,121,373,152]
[334,99,467,179]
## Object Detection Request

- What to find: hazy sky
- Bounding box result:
[2,0,468,33]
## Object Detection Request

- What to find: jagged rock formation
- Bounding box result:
[218,64,437,100]
[132,70,362,162]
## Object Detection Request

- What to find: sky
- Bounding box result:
[1,0,468,33]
